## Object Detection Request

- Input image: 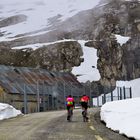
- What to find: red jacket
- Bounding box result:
[80,96,89,103]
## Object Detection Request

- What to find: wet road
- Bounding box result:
[0,108,130,140]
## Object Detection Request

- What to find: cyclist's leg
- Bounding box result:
[71,107,73,116]
[81,106,86,122]
[82,108,86,116]
[82,103,89,122]
[67,106,70,121]
[81,102,85,115]
[67,107,73,122]
[83,110,86,122]
[85,105,89,122]
[69,107,73,121]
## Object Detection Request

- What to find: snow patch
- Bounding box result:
[101,98,140,140]
[115,34,130,46]
[72,40,100,82]
[0,103,22,120]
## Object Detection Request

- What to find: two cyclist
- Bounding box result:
[66,94,90,122]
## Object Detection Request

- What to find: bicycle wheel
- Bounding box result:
[67,108,73,122]
[82,110,86,122]
[82,110,88,122]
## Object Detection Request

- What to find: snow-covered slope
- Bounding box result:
[0,0,100,41]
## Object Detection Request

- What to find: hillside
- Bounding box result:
[0,0,140,95]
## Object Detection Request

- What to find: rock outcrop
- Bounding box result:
[0,41,83,72]
[85,0,140,88]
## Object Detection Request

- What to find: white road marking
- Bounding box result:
[95,135,103,140]
[89,125,95,131]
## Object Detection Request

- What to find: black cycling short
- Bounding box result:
[67,106,73,110]
[81,102,88,109]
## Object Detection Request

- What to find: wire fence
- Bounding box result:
[19,80,133,113]
[93,86,132,107]
[21,80,84,113]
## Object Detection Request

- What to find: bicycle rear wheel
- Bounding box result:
[67,108,73,122]
[82,110,88,122]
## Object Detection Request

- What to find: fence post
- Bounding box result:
[120,88,122,100]
[103,93,106,104]
[97,96,99,106]
[102,96,104,105]
[42,81,45,111]
[130,87,132,98]
[117,87,120,100]
[47,86,50,110]
[23,84,28,114]
[89,83,92,107]
[37,81,40,112]
[123,86,126,99]
[51,86,54,110]
[110,86,113,101]
[63,82,66,109]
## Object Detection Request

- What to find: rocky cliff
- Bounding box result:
[85,0,140,87]
[0,0,140,91]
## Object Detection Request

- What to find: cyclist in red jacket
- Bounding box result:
[80,95,90,122]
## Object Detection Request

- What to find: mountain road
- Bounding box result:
[0,108,130,140]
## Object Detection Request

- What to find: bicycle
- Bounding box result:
[80,95,90,122]
[82,108,89,122]
[67,107,73,122]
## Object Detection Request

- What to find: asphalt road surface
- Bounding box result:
[0,108,131,140]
